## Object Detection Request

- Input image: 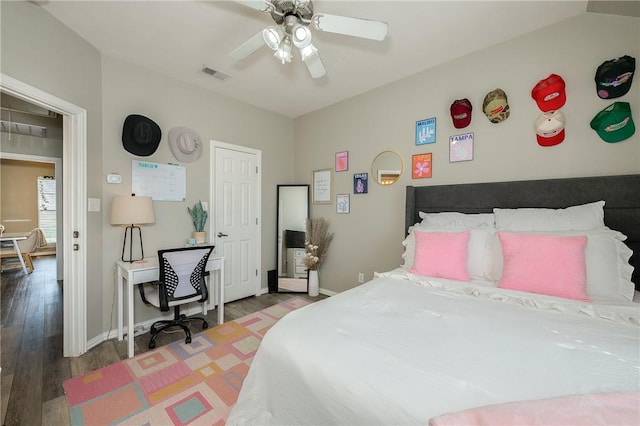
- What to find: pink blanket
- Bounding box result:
[429,392,640,426]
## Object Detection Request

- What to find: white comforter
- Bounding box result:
[227,271,640,425]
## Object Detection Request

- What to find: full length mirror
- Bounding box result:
[372,150,403,185]
[276,185,309,293]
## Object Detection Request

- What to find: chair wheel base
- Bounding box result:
[149,341,156,349]
[185,336,191,344]
[202,321,208,329]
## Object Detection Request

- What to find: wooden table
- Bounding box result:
[0,236,28,274]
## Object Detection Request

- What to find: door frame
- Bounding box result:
[209,140,262,299]
[1,74,87,357]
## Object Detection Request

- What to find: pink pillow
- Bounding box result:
[497,232,589,301]
[410,230,470,281]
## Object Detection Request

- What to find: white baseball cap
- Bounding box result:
[535,110,565,147]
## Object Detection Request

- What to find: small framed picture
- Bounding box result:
[353,173,368,194]
[335,151,349,172]
[416,117,436,145]
[312,168,332,204]
[336,194,350,214]
[449,132,474,162]
[412,153,432,179]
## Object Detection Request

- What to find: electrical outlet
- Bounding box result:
[358,272,364,283]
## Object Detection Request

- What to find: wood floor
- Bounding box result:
[1,256,324,426]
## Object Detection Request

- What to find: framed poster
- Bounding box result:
[416,117,436,145]
[312,168,332,204]
[335,151,349,172]
[353,172,368,194]
[336,194,350,214]
[412,153,432,179]
[450,132,474,162]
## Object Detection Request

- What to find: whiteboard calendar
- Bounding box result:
[132,160,186,201]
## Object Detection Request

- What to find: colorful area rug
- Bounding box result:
[63,297,310,425]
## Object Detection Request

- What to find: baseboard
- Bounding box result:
[30,251,56,257]
[86,289,336,353]
[319,288,337,296]
[259,285,336,297]
[87,304,220,352]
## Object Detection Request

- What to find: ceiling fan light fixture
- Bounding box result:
[263,26,284,50]
[298,43,317,61]
[274,36,292,63]
[292,24,312,48]
[303,50,326,79]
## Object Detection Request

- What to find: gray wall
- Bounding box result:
[2,1,638,345]
[1,1,294,343]
[1,0,105,337]
[294,13,640,293]
[101,56,294,326]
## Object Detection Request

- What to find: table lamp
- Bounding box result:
[110,194,155,262]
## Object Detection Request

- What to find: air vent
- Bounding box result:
[202,67,231,81]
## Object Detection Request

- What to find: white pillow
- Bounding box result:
[486,228,634,302]
[493,201,605,232]
[402,224,495,281]
[419,211,495,228]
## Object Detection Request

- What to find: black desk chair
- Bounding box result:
[138,245,214,349]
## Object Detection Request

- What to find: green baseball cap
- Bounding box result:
[589,102,635,143]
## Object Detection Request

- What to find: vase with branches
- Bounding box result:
[303,217,334,271]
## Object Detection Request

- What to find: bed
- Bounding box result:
[227,174,640,425]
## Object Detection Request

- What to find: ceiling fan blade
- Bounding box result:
[229,31,266,62]
[231,0,274,13]
[312,13,388,41]
[303,51,326,79]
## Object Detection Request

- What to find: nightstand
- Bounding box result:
[287,248,307,279]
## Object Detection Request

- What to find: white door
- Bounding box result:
[211,141,261,302]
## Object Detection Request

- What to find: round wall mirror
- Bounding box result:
[371,151,403,185]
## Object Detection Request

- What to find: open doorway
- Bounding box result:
[1,93,63,276]
[0,157,61,272]
[1,74,87,357]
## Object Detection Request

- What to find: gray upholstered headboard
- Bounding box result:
[405,174,640,289]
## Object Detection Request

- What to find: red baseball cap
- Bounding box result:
[450,99,472,129]
[531,74,566,112]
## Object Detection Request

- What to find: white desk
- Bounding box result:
[0,236,28,274]
[116,256,224,358]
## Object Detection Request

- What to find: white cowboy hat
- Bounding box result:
[168,126,202,163]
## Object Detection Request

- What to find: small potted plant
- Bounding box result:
[188,201,208,244]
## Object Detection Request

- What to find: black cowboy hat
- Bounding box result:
[122,114,161,156]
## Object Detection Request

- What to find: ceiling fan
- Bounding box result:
[229,0,389,79]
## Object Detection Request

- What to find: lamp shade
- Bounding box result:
[110,195,155,225]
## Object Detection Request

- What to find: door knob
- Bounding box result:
[217,232,229,237]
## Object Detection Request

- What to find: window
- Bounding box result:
[37,176,56,244]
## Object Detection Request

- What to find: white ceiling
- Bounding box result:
[37,1,636,118]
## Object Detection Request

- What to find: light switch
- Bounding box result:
[88,198,101,212]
